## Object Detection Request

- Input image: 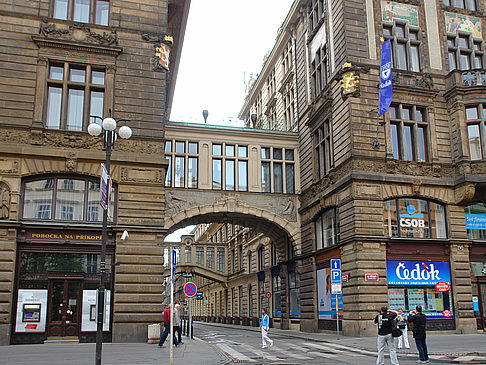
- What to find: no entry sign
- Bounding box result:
[184,282,197,297]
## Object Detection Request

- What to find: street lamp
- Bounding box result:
[88,112,131,365]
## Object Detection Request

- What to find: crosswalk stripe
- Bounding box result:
[239,343,282,361]
[307,351,339,359]
[322,342,377,356]
[303,342,348,354]
[270,343,313,360]
[216,344,255,362]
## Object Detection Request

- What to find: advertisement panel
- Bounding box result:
[387,260,451,285]
[317,268,343,319]
[15,289,48,333]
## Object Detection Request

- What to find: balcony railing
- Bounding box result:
[447,69,486,92]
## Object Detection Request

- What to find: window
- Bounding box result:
[283,87,295,131]
[184,247,191,263]
[315,119,332,179]
[315,208,338,250]
[165,140,198,188]
[46,63,105,131]
[383,22,421,72]
[52,0,110,26]
[384,198,447,238]
[217,247,225,272]
[261,147,295,193]
[212,144,248,191]
[196,247,204,266]
[270,242,279,266]
[23,177,114,222]
[266,68,276,99]
[289,271,300,316]
[466,104,486,160]
[258,246,265,271]
[443,0,476,11]
[248,251,252,273]
[448,34,483,71]
[389,104,428,162]
[282,40,293,76]
[311,43,328,98]
[309,0,326,31]
[206,247,215,269]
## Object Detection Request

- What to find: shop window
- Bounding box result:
[465,202,486,240]
[289,271,300,317]
[387,260,453,318]
[273,275,282,316]
[389,104,428,162]
[46,63,105,132]
[383,22,421,72]
[22,177,115,222]
[315,208,338,250]
[384,198,447,238]
[52,0,110,26]
[448,34,483,71]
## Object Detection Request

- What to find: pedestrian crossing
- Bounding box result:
[214,339,374,363]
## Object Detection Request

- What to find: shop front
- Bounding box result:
[12,229,114,344]
[470,246,486,331]
[386,259,454,329]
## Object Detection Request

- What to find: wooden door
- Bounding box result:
[47,279,81,337]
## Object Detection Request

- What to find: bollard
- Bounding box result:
[182,318,186,336]
[191,318,193,339]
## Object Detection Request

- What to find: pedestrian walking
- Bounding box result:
[174,303,183,345]
[158,305,178,347]
[396,308,410,350]
[374,306,399,365]
[259,308,273,349]
[408,305,429,364]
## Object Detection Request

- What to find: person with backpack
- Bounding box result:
[408,305,429,363]
[374,306,399,365]
[396,308,410,350]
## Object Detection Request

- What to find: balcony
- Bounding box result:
[446,69,486,94]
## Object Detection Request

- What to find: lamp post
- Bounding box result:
[88,113,131,365]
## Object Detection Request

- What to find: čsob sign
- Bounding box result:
[387,260,451,285]
[400,204,425,228]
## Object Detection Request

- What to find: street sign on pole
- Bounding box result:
[184,282,197,297]
[170,248,174,365]
[330,258,341,340]
[196,291,203,300]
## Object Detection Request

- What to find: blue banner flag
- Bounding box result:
[379,39,392,116]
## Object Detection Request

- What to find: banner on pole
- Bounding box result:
[100,164,112,211]
[379,39,393,116]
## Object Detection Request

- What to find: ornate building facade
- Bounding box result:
[240,0,485,335]
[0,0,189,344]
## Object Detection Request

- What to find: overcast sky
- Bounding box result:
[169,0,295,126]
[166,0,295,241]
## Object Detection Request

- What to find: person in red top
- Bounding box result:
[158,305,178,347]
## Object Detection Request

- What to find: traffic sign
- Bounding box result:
[331,283,342,294]
[184,282,197,297]
[330,259,341,284]
[196,291,203,300]
[182,273,193,278]
[265,291,272,299]
[342,274,349,283]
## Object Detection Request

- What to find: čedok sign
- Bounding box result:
[386,260,451,286]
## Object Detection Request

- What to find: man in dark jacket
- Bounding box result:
[374,306,399,365]
[158,305,178,347]
[407,305,429,363]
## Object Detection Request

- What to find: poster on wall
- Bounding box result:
[317,268,343,319]
[81,290,111,332]
[16,289,48,333]
[387,260,451,286]
[388,288,405,310]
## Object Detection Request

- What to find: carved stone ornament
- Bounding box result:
[455,183,476,205]
[66,152,78,172]
[0,183,10,220]
[39,19,118,45]
[0,159,19,174]
[142,33,173,72]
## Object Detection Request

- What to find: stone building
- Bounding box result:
[240,0,485,335]
[0,0,189,344]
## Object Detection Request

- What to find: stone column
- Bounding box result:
[0,228,16,345]
[450,242,477,333]
[300,256,318,332]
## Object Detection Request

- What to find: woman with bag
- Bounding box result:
[396,308,410,350]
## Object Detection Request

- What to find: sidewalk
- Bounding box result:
[0,339,229,365]
[196,321,486,359]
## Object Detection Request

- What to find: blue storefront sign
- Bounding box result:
[465,214,486,230]
[387,260,451,286]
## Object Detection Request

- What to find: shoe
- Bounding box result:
[158,344,163,347]
[406,347,410,349]
[398,347,402,349]
[416,361,426,364]
[269,341,273,348]
[424,361,430,363]
[261,346,267,349]
[179,342,184,345]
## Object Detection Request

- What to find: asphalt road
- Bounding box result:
[195,323,465,365]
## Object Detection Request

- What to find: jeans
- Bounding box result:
[397,326,410,349]
[175,325,182,343]
[158,322,178,346]
[376,333,399,365]
[415,338,429,361]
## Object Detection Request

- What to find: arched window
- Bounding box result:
[465,202,486,240]
[21,176,115,222]
[384,198,446,238]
